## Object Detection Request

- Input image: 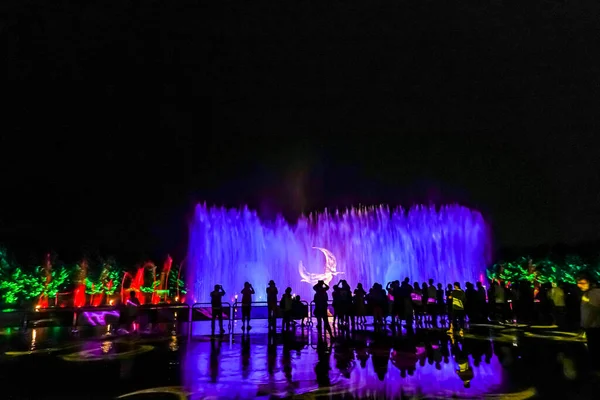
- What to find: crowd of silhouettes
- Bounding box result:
[205,276,599,334]
[204,275,600,372]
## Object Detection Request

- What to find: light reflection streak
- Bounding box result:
[61,344,153,362]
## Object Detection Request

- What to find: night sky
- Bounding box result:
[2,1,600,264]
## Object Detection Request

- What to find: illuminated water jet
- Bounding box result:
[187,204,491,302]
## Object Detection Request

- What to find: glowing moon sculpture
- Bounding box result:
[298,247,344,286]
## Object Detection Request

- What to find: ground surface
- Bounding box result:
[0,318,598,399]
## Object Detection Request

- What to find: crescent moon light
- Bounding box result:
[298,247,343,286]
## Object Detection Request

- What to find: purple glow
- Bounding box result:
[80,311,119,326]
[187,204,490,302]
[182,339,505,398]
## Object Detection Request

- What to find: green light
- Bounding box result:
[0,248,188,306]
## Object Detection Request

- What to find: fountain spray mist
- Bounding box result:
[187,204,491,303]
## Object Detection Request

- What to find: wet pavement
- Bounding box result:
[0,319,598,399]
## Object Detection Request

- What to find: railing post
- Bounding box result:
[309,301,315,327]
[227,302,232,332]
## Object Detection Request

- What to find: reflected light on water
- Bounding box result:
[30,329,37,352]
[101,341,113,354]
[181,338,505,398]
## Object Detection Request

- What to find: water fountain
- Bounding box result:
[37,253,52,308]
[121,263,152,305]
[187,204,491,303]
[73,259,88,307]
[120,258,178,305]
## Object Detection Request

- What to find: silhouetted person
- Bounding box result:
[210,284,226,335]
[413,282,423,324]
[436,283,445,324]
[389,280,401,328]
[127,290,141,307]
[354,283,367,325]
[537,282,552,324]
[292,295,308,327]
[448,282,466,336]
[549,282,566,327]
[422,281,430,321]
[313,280,333,339]
[476,282,487,323]
[368,283,386,329]
[446,283,454,324]
[465,282,477,323]
[336,280,352,328]
[266,280,278,331]
[494,281,507,321]
[281,287,293,331]
[121,290,140,333]
[487,281,496,321]
[331,284,341,327]
[427,279,437,323]
[240,282,255,331]
[518,280,533,322]
[399,278,414,331]
[577,275,600,373]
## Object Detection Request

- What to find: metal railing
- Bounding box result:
[231,300,310,324]
[191,302,232,333]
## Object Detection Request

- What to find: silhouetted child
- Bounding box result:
[292,295,307,327]
[280,287,293,331]
[210,284,226,335]
[240,282,255,331]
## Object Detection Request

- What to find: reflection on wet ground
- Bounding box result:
[0,320,598,399]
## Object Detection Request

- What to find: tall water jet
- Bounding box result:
[73,259,88,307]
[37,253,52,308]
[187,204,491,303]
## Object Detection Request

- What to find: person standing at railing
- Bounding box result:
[266,280,279,332]
[549,282,566,327]
[577,274,600,374]
[241,282,255,332]
[280,287,294,332]
[447,282,467,337]
[210,284,226,336]
[354,283,367,326]
[313,280,333,340]
[117,290,141,334]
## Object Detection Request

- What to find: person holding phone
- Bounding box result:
[241,282,255,332]
[210,284,226,336]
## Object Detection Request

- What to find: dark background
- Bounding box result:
[2,0,600,265]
